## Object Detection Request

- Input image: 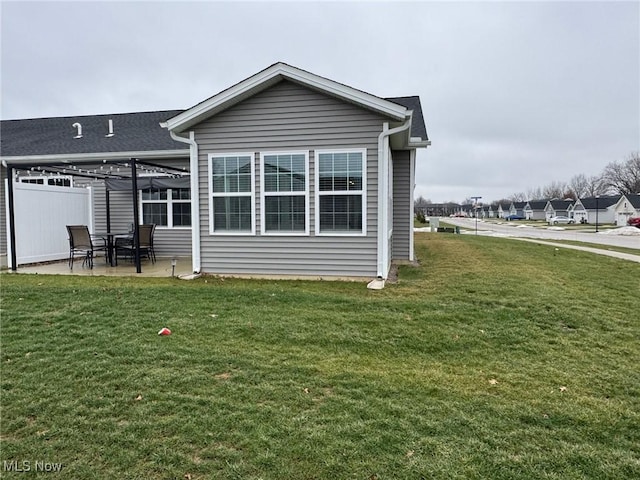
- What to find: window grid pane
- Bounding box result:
[264,154,305,193]
[318,152,362,192]
[319,195,362,232]
[212,156,252,193]
[213,196,252,232]
[143,203,168,226]
[172,203,191,227]
[265,195,305,232]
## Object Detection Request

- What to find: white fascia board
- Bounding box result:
[1,149,190,165]
[165,63,408,132]
[409,138,431,148]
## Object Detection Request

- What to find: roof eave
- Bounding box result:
[164,62,408,133]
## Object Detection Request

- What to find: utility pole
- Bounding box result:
[470,196,482,236]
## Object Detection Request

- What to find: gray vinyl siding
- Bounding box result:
[392,150,411,260]
[193,80,391,278]
[0,167,7,267]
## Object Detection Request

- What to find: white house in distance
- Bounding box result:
[571,196,620,224]
[613,194,640,226]
[523,200,547,220]
[544,199,574,222]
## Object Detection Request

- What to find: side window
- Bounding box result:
[141,187,191,228]
[261,152,309,235]
[209,153,255,234]
[315,149,366,235]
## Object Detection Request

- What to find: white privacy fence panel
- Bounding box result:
[6,181,92,266]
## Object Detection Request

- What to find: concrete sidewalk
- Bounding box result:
[512,238,640,263]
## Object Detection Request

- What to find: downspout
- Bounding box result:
[376,119,411,280]
[169,130,201,273]
[409,149,416,262]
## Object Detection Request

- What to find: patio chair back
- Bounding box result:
[66,225,106,269]
[67,225,92,250]
[138,224,156,263]
[138,224,155,249]
[116,224,156,264]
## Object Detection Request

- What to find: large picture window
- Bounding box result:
[315,149,366,235]
[260,152,309,235]
[209,153,255,234]
[141,187,191,228]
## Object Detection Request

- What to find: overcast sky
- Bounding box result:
[1,1,638,203]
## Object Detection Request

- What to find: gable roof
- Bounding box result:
[547,199,574,210]
[574,195,621,210]
[614,193,640,209]
[526,200,548,210]
[1,110,187,160]
[163,62,429,145]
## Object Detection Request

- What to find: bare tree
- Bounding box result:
[542,181,568,199]
[602,152,640,195]
[569,174,589,198]
[585,175,611,197]
[526,186,544,201]
[414,196,431,216]
[509,192,527,202]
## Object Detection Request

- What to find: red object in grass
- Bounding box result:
[158,327,172,336]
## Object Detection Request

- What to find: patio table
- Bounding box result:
[95,232,131,266]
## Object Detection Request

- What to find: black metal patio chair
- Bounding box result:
[115,224,156,265]
[66,225,107,269]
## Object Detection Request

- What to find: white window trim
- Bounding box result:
[208,152,256,236]
[314,148,367,237]
[260,150,310,236]
[139,185,192,230]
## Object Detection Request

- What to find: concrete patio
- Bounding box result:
[5,256,194,278]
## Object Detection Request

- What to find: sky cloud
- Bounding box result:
[1,1,638,203]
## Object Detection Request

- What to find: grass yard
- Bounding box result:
[535,239,640,256]
[1,234,639,479]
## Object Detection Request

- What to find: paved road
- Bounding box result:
[439,217,640,250]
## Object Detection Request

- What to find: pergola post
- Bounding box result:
[7,166,18,271]
[131,158,141,273]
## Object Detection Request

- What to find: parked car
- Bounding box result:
[548,216,575,225]
[505,215,525,221]
[627,217,640,228]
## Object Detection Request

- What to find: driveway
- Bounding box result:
[437,217,640,250]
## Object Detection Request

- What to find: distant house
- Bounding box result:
[524,200,547,220]
[497,202,510,219]
[459,204,474,217]
[544,199,574,222]
[572,196,620,224]
[424,203,460,217]
[512,201,527,217]
[613,194,640,226]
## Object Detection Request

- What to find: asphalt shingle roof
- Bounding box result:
[576,196,621,209]
[0,110,186,158]
[2,94,428,158]
[526,200,549,210]
[386,96,429,141]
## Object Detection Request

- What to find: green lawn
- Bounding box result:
[1,234,639,479]
[533,239,640,256]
